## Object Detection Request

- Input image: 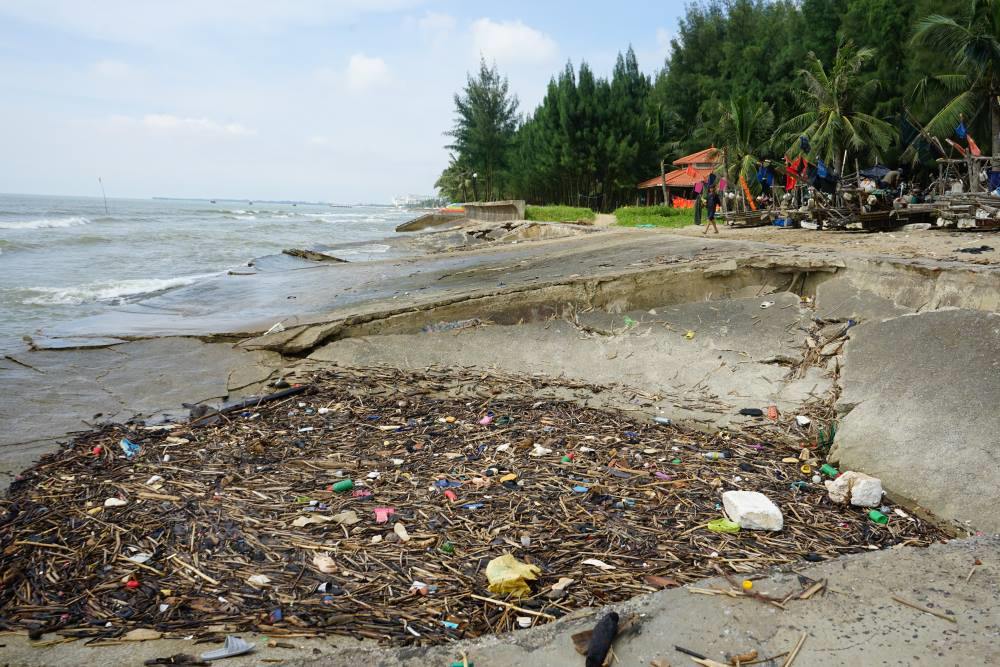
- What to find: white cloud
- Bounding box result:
[347,54,391,91]
[417,11,456,35]
[92,59,132,78]
[470,18,557,66]
[111,113,256,136]
[308,135,332,146]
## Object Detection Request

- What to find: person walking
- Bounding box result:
[703,185,721,235]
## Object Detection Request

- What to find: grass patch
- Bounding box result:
[613,205,695,228]
[524,205,596,223]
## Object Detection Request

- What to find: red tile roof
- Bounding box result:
[637,166,716,189]
[673,147,720,166]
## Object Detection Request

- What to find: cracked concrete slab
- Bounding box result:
[0,338,281,491]
[308,293,832,427]
[832,309,1000,533]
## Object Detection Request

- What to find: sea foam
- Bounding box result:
[22,272,220,306]
[0,216,91,230]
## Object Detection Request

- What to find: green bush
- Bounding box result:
[613,205,695,228]
[524,205,596,223]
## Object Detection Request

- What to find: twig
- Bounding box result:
[782,633,807,667]
[890,595,957,623]
[469,594,557,620]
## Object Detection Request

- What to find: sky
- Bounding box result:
[0,1,687,203]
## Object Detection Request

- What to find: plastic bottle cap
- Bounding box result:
[742,580,753,591]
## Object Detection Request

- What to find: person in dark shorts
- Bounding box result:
[703,185,720,235]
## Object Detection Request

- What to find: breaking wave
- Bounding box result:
[21,272,221,306]
[0,216,91,230]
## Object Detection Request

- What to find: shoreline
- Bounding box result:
[1,220,998,665]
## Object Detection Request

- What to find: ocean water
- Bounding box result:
[0,194,413,352]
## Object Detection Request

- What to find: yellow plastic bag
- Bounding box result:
[486,553,541,598]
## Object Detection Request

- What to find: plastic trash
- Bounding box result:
[653,416,672,426]
[573,485,590,493]
[444,490,458,502]
[623,316,637,328]
[478,412,494,426]
[582,558,616,571]
[702,451,731,461]
[739,408,764,417]
[119,438,141,459]
[201,635,254,661]
[684,330,696,340]
[585,612,620,667]
[312,553,337,574]
[104,497,127,508]
[706,518,741,534]
[767,405,779,420]
[819,464,839,478]
[868,509,889,525]
[795,415,811,427]
[373,507,394,523]
[760,301,775,309]
[486,553,540,598]
[331,479,354,493]
[393,523,410,542]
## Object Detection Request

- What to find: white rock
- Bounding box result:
[824,471,884,507]
[722,491,783,531]
[824,475,851,504]
[849,473,884,507]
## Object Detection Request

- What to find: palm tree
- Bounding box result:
[775,41,896,173]
[709,95,775,194]
[911,0,1000,155]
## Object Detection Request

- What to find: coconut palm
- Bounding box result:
[911,0,1000,155]
[775,41,897,173]
[709,95,775,194]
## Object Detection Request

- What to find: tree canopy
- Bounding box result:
[438,0,984,209]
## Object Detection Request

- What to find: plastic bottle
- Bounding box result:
[331,479,354,493]
[868,509,889,525]
[653,417,673,426]
[702,451,731,461]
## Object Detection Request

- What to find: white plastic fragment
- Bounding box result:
[795,415,811,427]
[582,558,616,571]
[201,635,255,661]
[722,490,783,531]
[104,498,127,508]
[246,574,271,587]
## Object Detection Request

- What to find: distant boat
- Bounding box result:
[210,200,216,204]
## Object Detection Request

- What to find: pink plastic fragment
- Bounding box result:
[374,507,395,523]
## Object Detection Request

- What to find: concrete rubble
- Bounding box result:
[722,491,784,530]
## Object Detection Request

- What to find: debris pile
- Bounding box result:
[0,367,946,646]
